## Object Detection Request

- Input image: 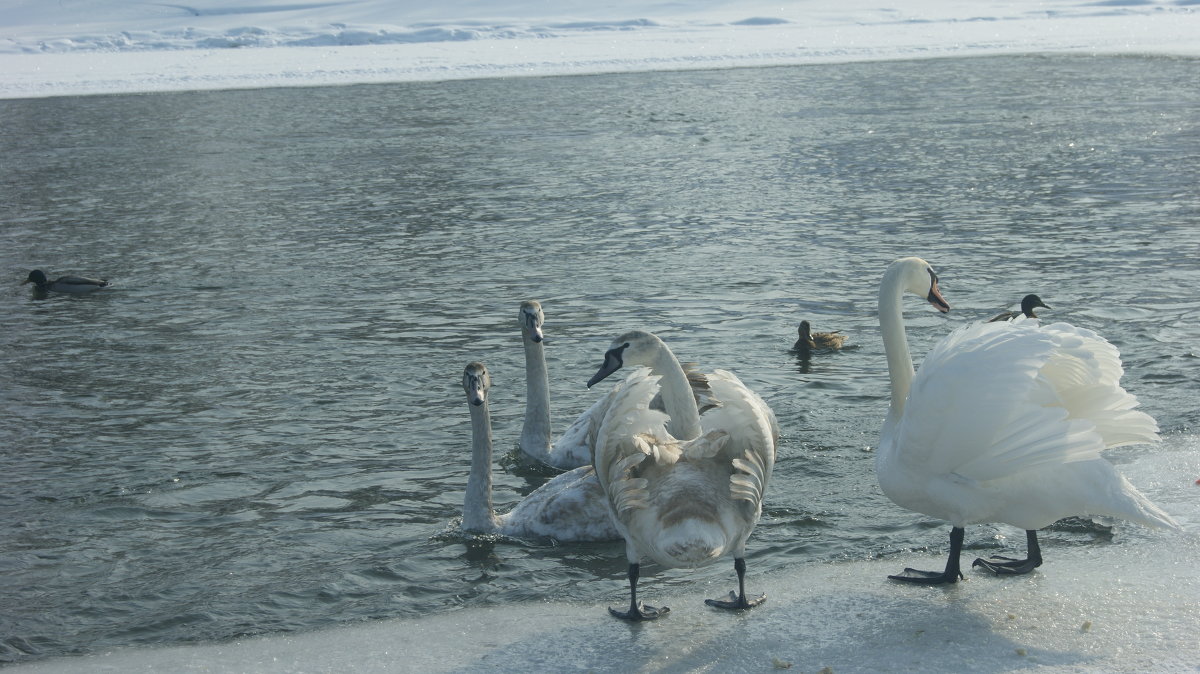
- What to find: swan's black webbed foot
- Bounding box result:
[705,590,766,610]
[972,555,1040,575]
[610,563,668,621]
[887,568,963,584]
[888,526,966,584]
[609,602,669,621]
[705,558,765,610]
[972,530,1042,576]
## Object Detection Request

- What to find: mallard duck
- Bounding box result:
[23,269,111,294]
[792,320,846,356]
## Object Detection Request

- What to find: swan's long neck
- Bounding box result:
[519,335,552,458]
[463,400,500,532]
[650,342,702,441]
[879,269,915,428]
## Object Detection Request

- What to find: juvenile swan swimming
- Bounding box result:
[587,331,777,620]
[875,257,1178,584]
[460,362,619,542]
[517,300,612,471]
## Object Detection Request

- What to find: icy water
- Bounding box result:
[1,55,1198,667]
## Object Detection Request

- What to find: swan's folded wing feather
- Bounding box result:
[681,362,721,414]
[504,466,621,542]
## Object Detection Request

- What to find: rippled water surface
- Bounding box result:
[1,54,1198,664]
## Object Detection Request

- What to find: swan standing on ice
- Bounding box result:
[988,293,1050,322]
[461,361,620,542]
[876,257,1179,584]
[517,300,610,470]
[587,331,777,620]
[22,269,110,294]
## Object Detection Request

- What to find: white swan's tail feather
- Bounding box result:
[1066,460,1183,531]
[649,519,727,567]
[1108,472,1182,531]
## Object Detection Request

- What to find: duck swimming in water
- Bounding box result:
[792,320,846,357]
[988,294,1049,322]
[23,269,111,294]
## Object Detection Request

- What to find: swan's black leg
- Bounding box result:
[609,563,668,621]
[972,529,1043,575]
[706,557,766,610]
[889,526,965,584]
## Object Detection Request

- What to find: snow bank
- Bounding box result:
[1,0,1198,98]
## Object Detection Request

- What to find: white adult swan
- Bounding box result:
[587,331,777,620]
[517,300,610,470]
[461,361,620,542]
[876,257,1179,584]
[518,300,718,471]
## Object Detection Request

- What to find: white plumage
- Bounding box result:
[588,331,777,620]
[876,257,1179,583]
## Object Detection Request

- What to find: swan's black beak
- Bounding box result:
[587,345,625,388]
[521,312,544,343]
[467,385,485,407]
[927,277,950,313]
[463,365,488,407]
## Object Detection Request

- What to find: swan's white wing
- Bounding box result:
[701,371,777,463]
[550,392,616,469]
[1036,321,1159,448]
[698,370,776,512]
[901,320,1098,481]
[502,465,622,542]
[897,321,1090,482]
[897,319,1158,483]
[593,369,680,525]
